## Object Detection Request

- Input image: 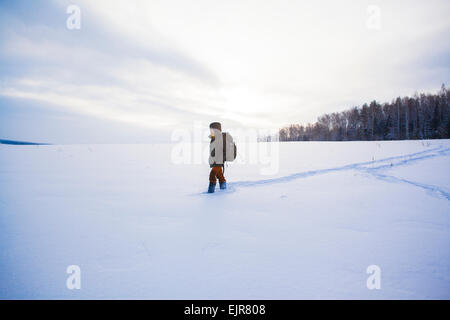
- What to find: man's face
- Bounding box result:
[210,128,215,138]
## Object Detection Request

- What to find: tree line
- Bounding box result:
[275,85,449,141]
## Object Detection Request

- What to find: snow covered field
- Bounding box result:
[0,140,449,299]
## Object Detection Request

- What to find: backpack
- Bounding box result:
[222,132,237,162]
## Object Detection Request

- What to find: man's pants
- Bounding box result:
[209,166,226,184]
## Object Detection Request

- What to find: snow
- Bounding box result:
[0,140,449,299]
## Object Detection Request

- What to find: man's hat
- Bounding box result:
[209,122,222,131]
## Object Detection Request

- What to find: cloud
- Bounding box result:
[0,0,449,142]
[0,0,228,134]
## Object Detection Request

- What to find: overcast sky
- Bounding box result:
[0,0,449,143]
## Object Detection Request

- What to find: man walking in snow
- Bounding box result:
[208,122,227,193]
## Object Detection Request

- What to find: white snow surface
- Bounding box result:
[0,140,449,299]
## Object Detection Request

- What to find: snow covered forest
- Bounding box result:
[277,85,450,142]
